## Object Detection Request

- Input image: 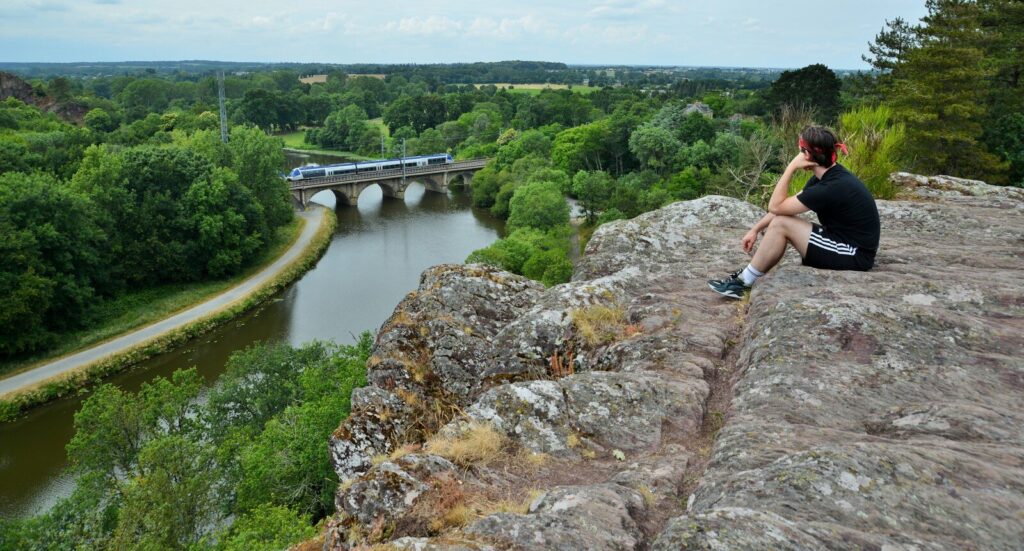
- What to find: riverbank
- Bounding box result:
[0,217,302,380]
[0,207,338,421]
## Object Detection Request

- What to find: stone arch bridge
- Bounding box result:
[289,158,489,208]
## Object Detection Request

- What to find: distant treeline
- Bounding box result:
[0,59,791,88]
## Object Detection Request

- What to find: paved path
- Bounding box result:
[0,207,328,398]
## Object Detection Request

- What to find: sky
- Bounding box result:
[1,0,930,69]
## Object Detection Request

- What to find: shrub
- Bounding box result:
[839,105,906,198]
[215,504,316,551]
[466,227,573,286]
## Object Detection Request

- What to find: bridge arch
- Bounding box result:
[331,189,355,207]
[289,158,489,210]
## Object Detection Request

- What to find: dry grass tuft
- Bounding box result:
[638,485,656,507]
[407,359,432,384]
[566,433,581,448]
[517,449,550,468]
[471,488,545,517]
[428,504,473,532]
[288,534,326,551]
[389,443,421,461]
[405,393,463,442]
[405,473,473,535]
[395,388,420,407]
[338,477,357,493]
[548,349,575,379]
[572,303,628,346]
[388,310,414,326]
[425,422,508,467]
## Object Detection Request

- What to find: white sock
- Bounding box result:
[739,264,764,286]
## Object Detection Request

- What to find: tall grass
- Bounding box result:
[773,104,817,195]
[839,105,906,199]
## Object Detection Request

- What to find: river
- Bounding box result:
[0,150,504,518]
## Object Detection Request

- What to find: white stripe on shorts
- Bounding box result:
[809,233,858,256]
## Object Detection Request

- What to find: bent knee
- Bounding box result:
[767,215,799,230]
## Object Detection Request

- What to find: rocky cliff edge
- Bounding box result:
[318,173,1023,550]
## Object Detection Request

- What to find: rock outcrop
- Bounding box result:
[0,71,89,124]
[321,176,1023,550]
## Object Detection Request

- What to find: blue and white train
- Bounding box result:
[286,153,453,181]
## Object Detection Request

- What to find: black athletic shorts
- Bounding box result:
[802,224,874,271]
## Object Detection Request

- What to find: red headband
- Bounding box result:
[799,138,848,163]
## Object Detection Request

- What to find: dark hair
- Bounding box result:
[799,125,841,167]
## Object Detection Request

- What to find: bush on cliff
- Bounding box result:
[467,227,573,287]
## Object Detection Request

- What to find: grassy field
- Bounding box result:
[0,218,304,379]
[278,119,389,159]
[478,83,602,95]
[278,131,367,158]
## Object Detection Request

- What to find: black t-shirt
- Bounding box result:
[797,164,880,255]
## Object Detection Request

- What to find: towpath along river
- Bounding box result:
[0,207,326,398]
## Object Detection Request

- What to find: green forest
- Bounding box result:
[2,336,371,550]
[1,0,1022,548]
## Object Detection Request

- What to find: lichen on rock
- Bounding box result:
[323,177,1024,550]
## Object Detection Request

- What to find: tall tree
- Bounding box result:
[863,17,919,72]
[888,0,1007,180]
[572,170,614,223]
[766,64,842,123]
[628,124,680,173]
[0,172,105,354]
[229,126,291,229]
[506,181,570,232]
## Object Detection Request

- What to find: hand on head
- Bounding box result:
[789,152,818,172]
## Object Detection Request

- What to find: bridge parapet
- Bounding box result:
[289,158,490,209]
[288,158,489,191]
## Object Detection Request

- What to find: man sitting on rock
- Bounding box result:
[708,125,880,299]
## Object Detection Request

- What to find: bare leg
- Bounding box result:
[750,215,812,274]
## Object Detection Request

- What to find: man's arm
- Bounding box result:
[741,212,774,253]
[741,153,817,253]
[768,154,816,216]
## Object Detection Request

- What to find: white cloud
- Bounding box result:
[4,0,69,14]
[465,15,556,39]
[562,23,650,45]
[383,16,462,36]
[0,0,933,68]
[587,0,667,19]
[248,16,274,29]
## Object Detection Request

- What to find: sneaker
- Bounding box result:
[707,275,750,299]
